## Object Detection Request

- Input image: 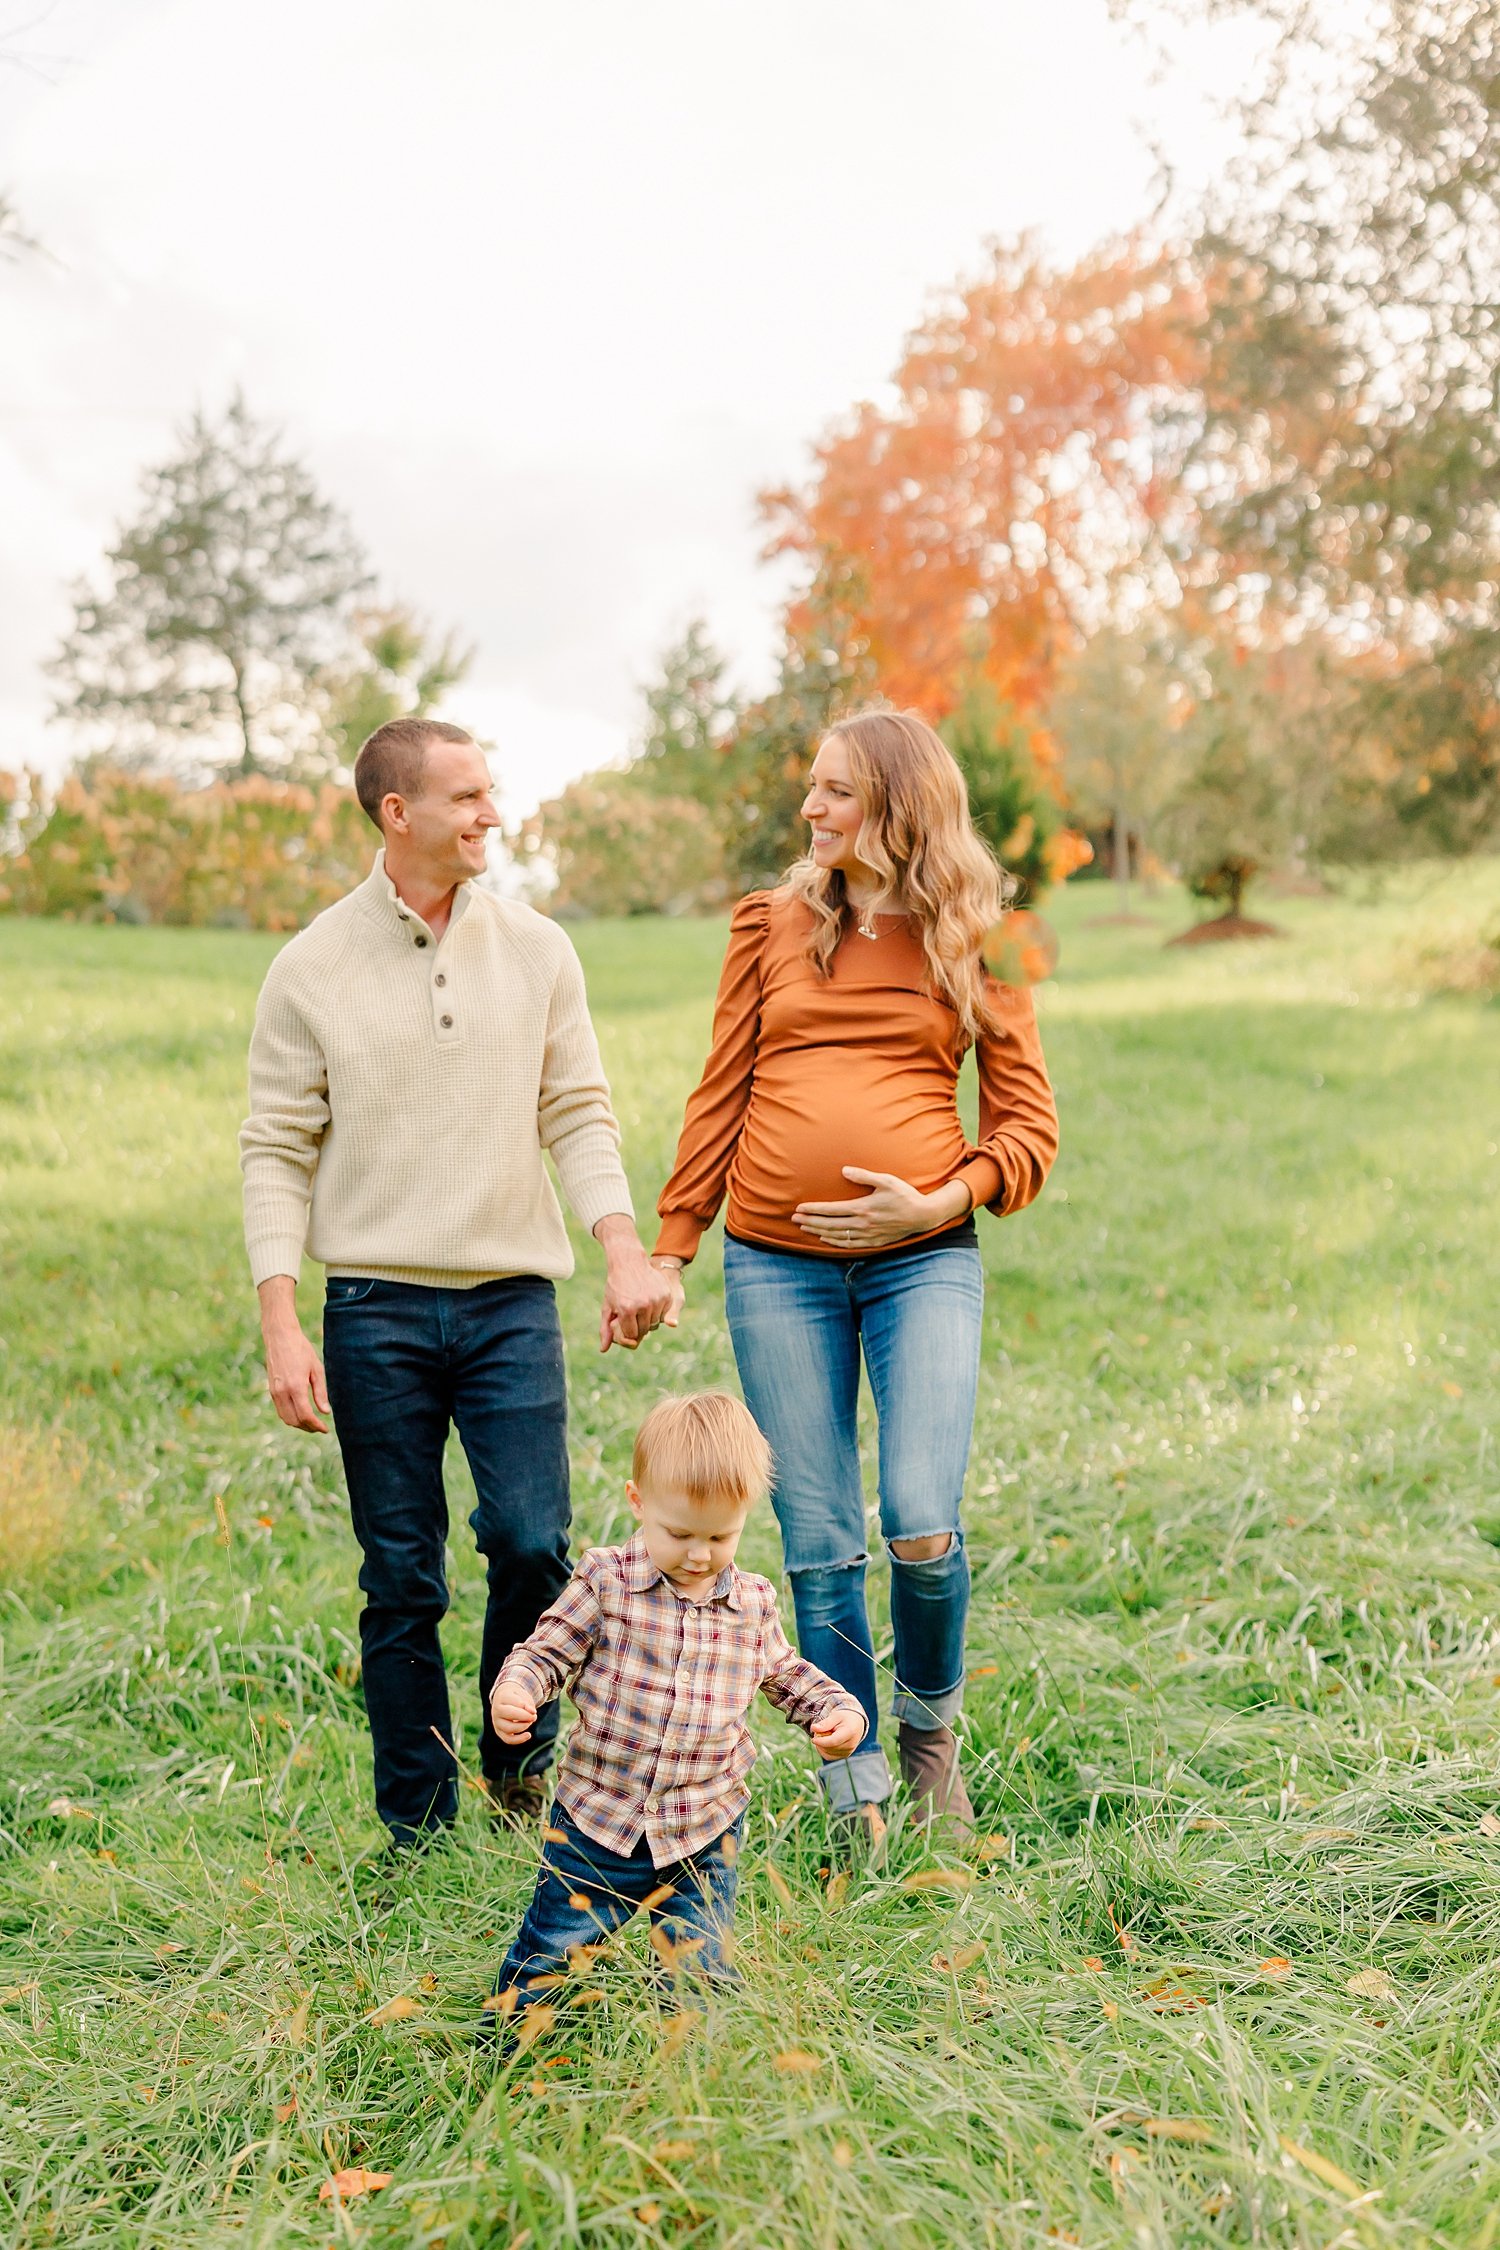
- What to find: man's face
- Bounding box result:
[385,739,501,882]
[626,1480,750,1601]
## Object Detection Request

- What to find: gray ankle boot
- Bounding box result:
[897,1721,975,1838]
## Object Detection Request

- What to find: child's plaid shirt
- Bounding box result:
[497,1531,866,1866]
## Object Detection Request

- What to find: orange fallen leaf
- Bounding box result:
[637,2203,661,2224]
[136,2084,157,2103]
[774,2048,823,2074]
[975,1833,1010,1862]
[256,1513,274,1528]
[968,1663,999,1679]
[932,1942,985,1974]
[900,1868,974,1894]
[653,2139,694,2163]
[1083,1956,1105,1973]
[1258,1956,1292,1981]
[764,1864,793,1907]
[275,2098,297,2122]
[419,1972,438,1995]
[1144,2117,1213,2143]
[1142,1978,1208,2013]
[1101,2000,1119,2019]
[366,1994,421,2024]
[319,2168,392,2202]
[1278,2134,1364,2200]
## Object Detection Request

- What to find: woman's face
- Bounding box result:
[801,735,869,877]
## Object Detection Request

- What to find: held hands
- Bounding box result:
[594,1215,682,1352]
[490,1677,538,1745]
[811,1706,869,1761]
[793,1168,971,1252]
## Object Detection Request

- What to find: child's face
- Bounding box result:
[627,1480,750,1600]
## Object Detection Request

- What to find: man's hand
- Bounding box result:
[490,1675,538,1745]
[593,1214,679,1352]
[257,1276,330,1434]
[811,1706,868,1761]
[793,1168,972,1251]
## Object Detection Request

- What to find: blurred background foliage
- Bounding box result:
[5,0,1500,942]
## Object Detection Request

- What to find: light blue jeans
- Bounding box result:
[723,1231,984,1812]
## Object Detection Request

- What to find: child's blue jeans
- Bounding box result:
[489,1805,744,2021]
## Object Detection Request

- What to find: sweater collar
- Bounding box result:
[362,846,477,938]
[619,1528,743,1611]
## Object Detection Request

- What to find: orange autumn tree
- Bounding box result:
[762,237,1206,881]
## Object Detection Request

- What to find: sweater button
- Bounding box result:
[415,935,428,948]
[434,972,446,987]
[440,1013,453,1029]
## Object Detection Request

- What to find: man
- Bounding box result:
[239,718,676,1847]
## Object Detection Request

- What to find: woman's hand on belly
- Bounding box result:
[792,1167,973,1250]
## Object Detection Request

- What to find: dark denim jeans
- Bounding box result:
[724,1231,983,1812]
[321,1273,571,1844]
[490,1805,743,2016]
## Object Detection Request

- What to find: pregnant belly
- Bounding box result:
[730,1073,969,1220]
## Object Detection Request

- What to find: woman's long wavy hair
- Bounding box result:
[785,706,1011,1041]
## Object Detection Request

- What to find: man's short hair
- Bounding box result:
[631,1391,773,1507]
[354,719,477,830]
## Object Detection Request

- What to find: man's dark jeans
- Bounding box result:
[321,1274,571,1844]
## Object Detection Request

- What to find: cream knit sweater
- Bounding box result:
[239,853,633,1288]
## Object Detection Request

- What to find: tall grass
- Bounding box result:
[2,862,1498,2246]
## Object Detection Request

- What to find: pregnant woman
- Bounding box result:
[650,708,1058,1837]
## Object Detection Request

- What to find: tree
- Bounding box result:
[49,396,372,777]
[761,237,1204,723]
[631,620,743,808]
[1048,628,1182,914]
[318,606,474,776]
[938,676,1078,904]
[520,772,727,918]
[719,611,875,892]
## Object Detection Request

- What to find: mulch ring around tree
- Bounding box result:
[1166,912,1285,946]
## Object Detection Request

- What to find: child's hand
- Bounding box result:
[811,1707,866,1761]
[490,1678,538,1745]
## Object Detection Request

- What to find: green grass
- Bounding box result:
[2,863,1499,2247]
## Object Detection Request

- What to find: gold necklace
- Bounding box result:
[852,896,890,940]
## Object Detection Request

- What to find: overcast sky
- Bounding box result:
[2,0,1251,816]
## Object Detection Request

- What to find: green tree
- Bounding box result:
[318,606,474,775]
[1048,630,1181,915]
[720,612,874,892]
[938,675,1063,905]
[520,772,727,918]
[49,396,371,777]
[631,620,742,808]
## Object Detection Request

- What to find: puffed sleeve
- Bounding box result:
[653,891,772,1263]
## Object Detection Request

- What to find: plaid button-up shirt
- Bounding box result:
[497,1532,866,1866]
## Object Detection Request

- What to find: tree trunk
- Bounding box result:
[1112,791,1131,917]
[231,662,256,776]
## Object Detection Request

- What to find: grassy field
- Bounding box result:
[2,865,1499,2248]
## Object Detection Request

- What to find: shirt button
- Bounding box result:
[415,935,428,948]
[440,1013,453,1028]
[645,1798,659,1815]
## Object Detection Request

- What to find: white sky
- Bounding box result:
[1,0,1254,817]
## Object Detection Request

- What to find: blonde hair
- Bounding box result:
[632,1391,773,1507]
[785,706,1008,1040]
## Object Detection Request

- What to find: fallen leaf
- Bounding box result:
[136,2084,157,2103]
[366,1994,421,2024]
[1142,1979,1208,2013]
[763,1863,793,1907]
[1478,1811,1500,1838]
[96,1849,117,1864]
[932,1942,985,1974]
[514,2003,556,2051]
[1082,1956,1105,1973]
[900,1868,974,1894]
[637,2203,661,2224]
[275,2098,297,2122]
[1101,2000,1119,2019]
[1278,2134,1364,2200]
[975,1834,1010,1862]
[1346,1967,1394,2001]
[319,2168,392,2203]
[256,1513,275,1528]
[653,2139,694,2163]
[824,1871,849,1907]
[1144,2117,1214,2144]
[155,1943,184,1962]
[419,1971,438,1995]
[967,1663,999,1679]
[832,2139,854,2168]
[1187,1816,1226,1832]
[1258,1956,1293,1981]
[773,2049,824,2074]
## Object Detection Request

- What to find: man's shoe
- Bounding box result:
[481,1773,550,1826]
[897,1721,976,1840]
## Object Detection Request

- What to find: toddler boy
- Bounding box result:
[484,1391,866,2025]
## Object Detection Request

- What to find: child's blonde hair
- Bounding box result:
[632,1391,772,1507]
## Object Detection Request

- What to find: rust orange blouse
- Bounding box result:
[654,888,1059,1262]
